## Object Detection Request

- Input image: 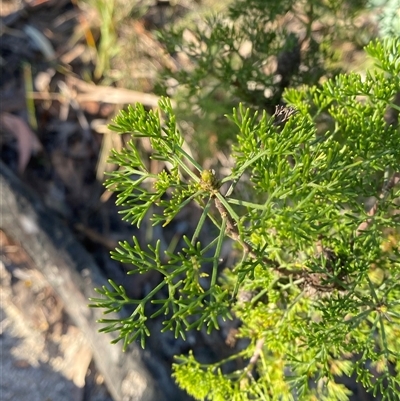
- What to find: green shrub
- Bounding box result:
[155,0,373,160]
[90,37,400,400]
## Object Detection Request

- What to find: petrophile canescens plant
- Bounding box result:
[90,37,400,401]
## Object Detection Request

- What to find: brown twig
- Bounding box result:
[213,196,279,269]
[245,338,265,379]
[356,172,400,236]
[27,77,170,109]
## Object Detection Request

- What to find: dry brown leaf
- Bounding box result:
[0,112,42,174]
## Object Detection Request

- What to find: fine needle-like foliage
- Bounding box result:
[156,0,370,159]
[90,38,400,401]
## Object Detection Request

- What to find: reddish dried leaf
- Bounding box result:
[0,112,42,174]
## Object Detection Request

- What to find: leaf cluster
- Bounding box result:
[90,38,400,401]
[156,0,371,157]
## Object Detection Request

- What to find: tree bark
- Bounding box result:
[0,160,176,401]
